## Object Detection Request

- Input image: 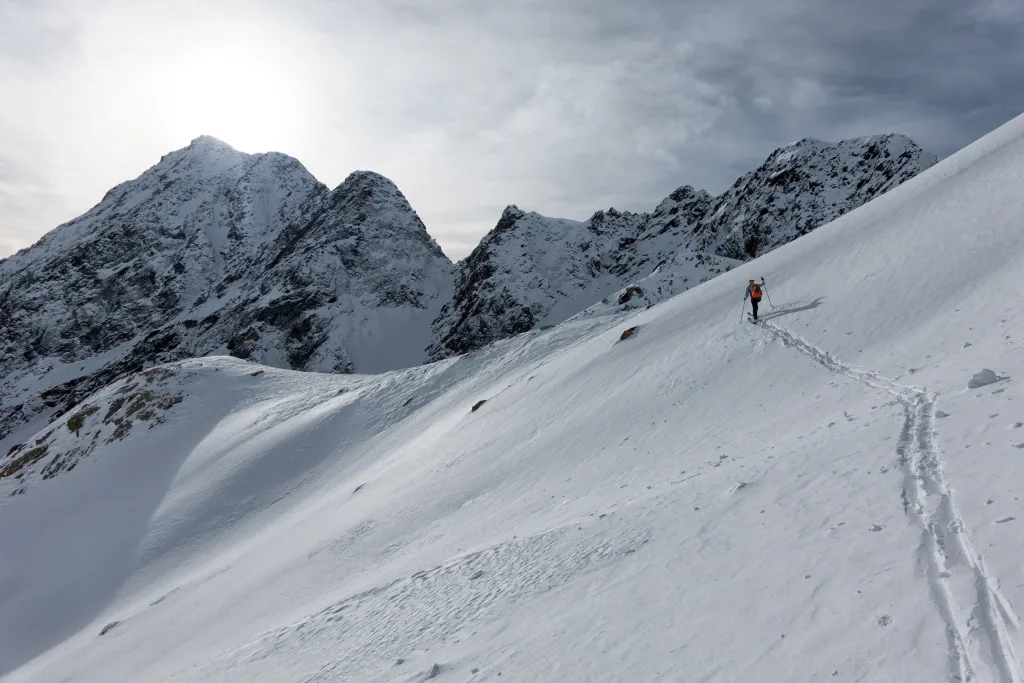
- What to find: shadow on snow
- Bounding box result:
[759,296,825,322]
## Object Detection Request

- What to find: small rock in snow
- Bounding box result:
[968,369,999,389]
[995,517,1016,523]
[619,326,639,341]
[99,621,120,636]
[426,663,442,679]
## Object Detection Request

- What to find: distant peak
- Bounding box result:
[188,135,237,151]
[156,135,247,167]
[340,170,400,190]
[489,205,526,237]
[780,133,920,152]
[667,185,708,202]
[780,137,826,150]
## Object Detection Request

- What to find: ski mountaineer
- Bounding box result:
[744,279,763,322]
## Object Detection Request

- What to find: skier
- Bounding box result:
[744,279,763,322]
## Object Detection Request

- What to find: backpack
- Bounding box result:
[751,284,762,297]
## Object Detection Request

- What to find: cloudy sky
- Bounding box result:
[2,0,1022,260]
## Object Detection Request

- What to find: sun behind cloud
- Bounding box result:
[154,38,308,153]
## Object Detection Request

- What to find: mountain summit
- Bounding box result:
[0,139,454,442]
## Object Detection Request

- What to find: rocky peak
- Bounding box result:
[0,140,453,443]
[697,134,938,260]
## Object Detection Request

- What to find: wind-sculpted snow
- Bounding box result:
[0,138,454,442]
[427,134,935,360]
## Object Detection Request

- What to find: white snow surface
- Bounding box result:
[3,116,1024,683]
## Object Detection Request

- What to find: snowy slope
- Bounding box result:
[0,138,454,444]
[3,114,1023,683]
[428,135,934,361]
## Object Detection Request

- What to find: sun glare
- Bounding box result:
[158,40,307,153]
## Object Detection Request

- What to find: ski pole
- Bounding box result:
[740,298,746,323]
[760,277,775,309]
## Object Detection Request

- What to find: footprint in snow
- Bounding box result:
[869,524,884,532]
[995,517,1016,524]
[935,411,951,418]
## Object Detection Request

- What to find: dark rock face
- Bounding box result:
[0,137,454,440]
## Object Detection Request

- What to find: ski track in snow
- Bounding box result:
[761,320,1022,683]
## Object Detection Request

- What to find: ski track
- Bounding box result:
[761,320,1022,683]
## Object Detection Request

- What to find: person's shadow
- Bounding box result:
[759,297,824,322]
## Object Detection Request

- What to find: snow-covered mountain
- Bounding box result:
[0,132,933,440]
[427,134,936,361]
[2,113,1022,683]
[0,136,454,442]
[425,205,737,361]
[690,134,938,259]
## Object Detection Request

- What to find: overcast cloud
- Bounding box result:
[1,0,1022,260]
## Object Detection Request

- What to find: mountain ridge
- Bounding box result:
[0,132,936,442]
[427,133,937,361]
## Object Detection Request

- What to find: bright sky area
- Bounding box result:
[2,0,1023,260]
